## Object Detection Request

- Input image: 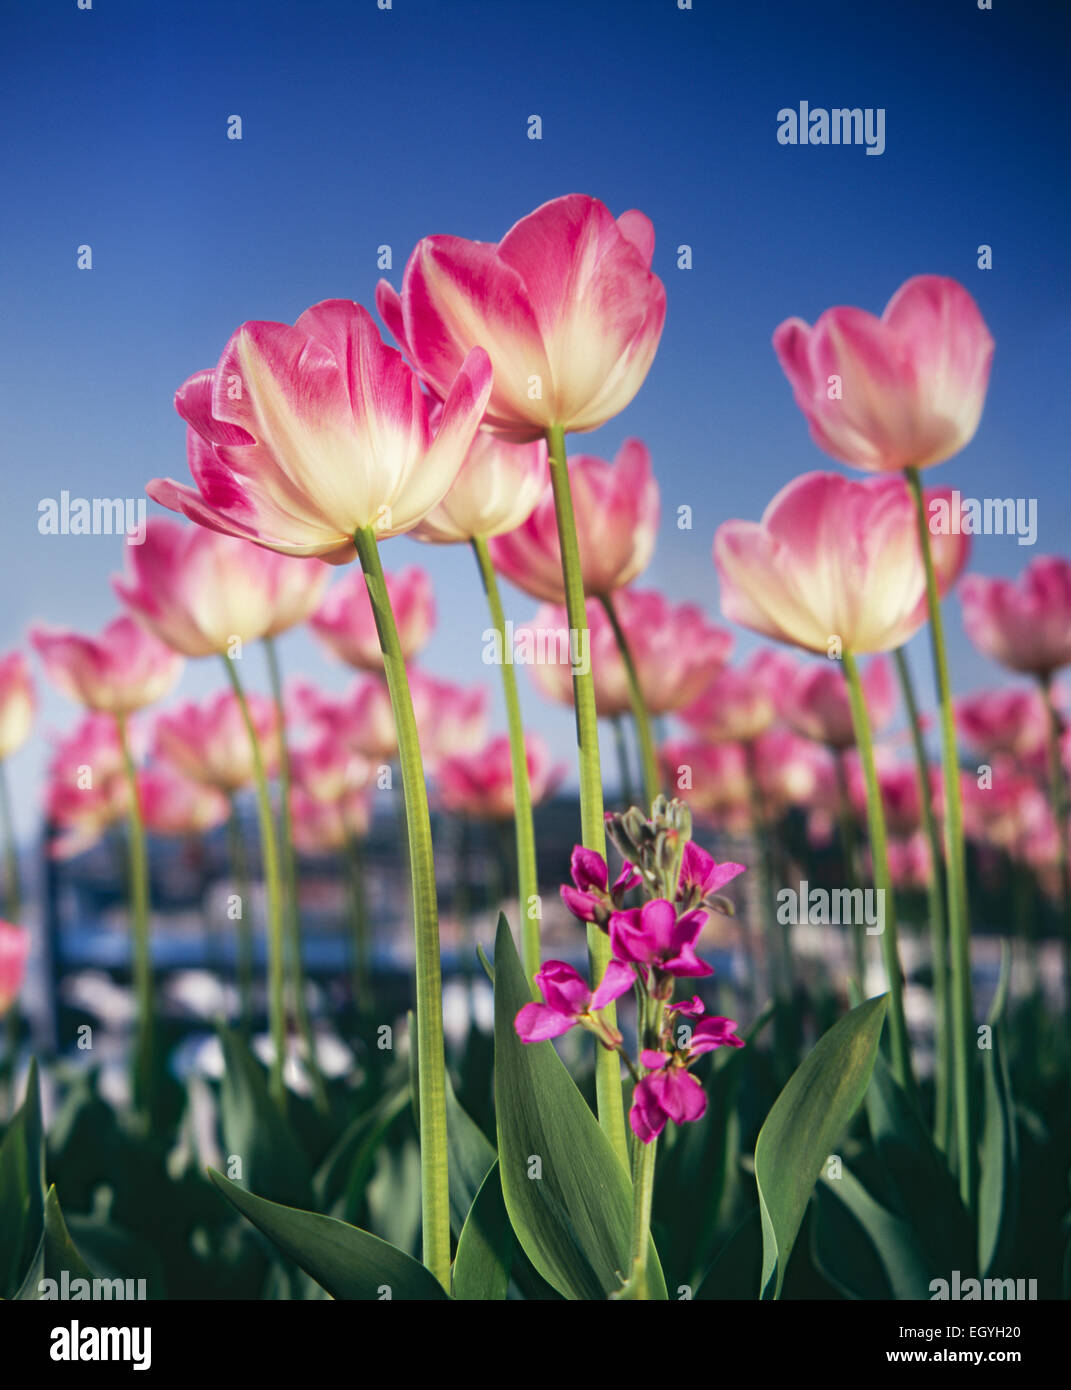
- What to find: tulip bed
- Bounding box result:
[0,195,1068,1312]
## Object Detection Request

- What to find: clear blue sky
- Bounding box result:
[1,0,1069,838]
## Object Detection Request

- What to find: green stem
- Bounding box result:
[1039,674,1071,1006]
[833,750,867,987]
[227,794,255,1035]
[623,994,658,1298]
[611,717,635,809]
[353,525,451,1290]
[264,636,328,1114]
[598,592,661,813]
[546,424,629,1169]
[116,713,153,1122]
[905,466,975,1214]
[842,651,915,1096]
[0,760,21,922]
[222,656,287,1114]
[471,535,541,980]
[343,833,371,1010]
[893,645,953,1156]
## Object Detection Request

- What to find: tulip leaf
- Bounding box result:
[0,1058,45,1299]
[755,994,888,1299]
[812,1167,933,1299]
[452,1160,513,1300]
[217,1025,313,1209]
[207,1169,448,1300]
[14,1186,96,1299]
[979,943,1018,1276]
[493,914,665,1301]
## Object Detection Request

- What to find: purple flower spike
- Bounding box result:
[608,899,714,979]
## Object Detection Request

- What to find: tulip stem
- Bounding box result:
[471,535,541,980]
[546,423,629,1170]
[0,761,20,924]
[893,645,953,1155]
[1039,673,1071,1005]
[905,466,975,1214]
[221,656,288,1114]
[115,713,154,1124]
[226,794,255,1035]
[612,717,635,809]
[264,636,329,1115]
[842,651,915,1097]
[343,833,371,1012]
[599,592,661,812]
[833,751,867,988]
[353,525,451,1291]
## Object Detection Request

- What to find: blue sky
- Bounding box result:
[1,0,1069,839]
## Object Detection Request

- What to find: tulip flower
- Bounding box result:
[290,725,373,804]
[437,733,563,821]
[0,921,29,1017]
[678,649,795,744]
[846,757,931,840]
[377,193,665,441]
[31,615,183,716]
[779,655,896,749]
[0,654,35,762]
[311,566,435,672]
[290,786,371,856]
[751,728,836,819]
[955,687,1050,760]
[772,275,994,474]
[46,752,128,859]
[514,959,634,1044]
[154,691,280,792]
[881,833,933,893]
[960,558,1071,680]
[138,765,229,837]
[413,431,548,544]
[409,670,490,770]
[660,739,752,832]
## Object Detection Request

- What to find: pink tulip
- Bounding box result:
[488,441,659,602]
[437,733,563,821]
[880,833,933,893]
[955,687,1050,760]
[290,786,371,855]
[291,677,398,762]
[47,712,129,786]
[960,761,1042,854]
[846,756,931,839]
[523,590,732,718]
[413,430,548,543]
[409,669,490,768]
[661,739,752,831]
[751,728,836,817]
[150,301,491,558]
[377,194,666,441]
[46,760,128,859]
[0,922,29,1015]
[773,275,994,473]
[715,472,935,655]
[153,690,280,791]
[32,615,183,715]
[678,649,794,743]
[960,558,1071,679]
[311,566,435,672]
[779,654,896,749]
[0,653,36,760]
[925,484,974,594]
[290,724,373,803]
[138,765,229,836]
[514,959,634,1043]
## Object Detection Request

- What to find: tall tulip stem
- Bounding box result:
[221,656,288,1113]
[905,466,975,1214]
[353,525,451,1291]
[0,760,20,922]
[546,423,629,1168]
[1039,673,1071,1003]
[115,713,154,1122]
[842,651,915,1096]
[226,793,255,1035]
[598,592,661,811]
[471,535,540,979]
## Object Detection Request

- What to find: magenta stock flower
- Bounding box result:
[678,649,793,744]
[138,765,229,837]
[31,615,183,716]
[631,1009,744,1143]
[515,958,635,1043]
[150,301,492,558]
[311,565,435,672]
[560,846,641,926]
[779,654,896,749]
[0,652,36,760]
[677,841,746,905]
[377,193,666,441]
[153,690,280,792]
[488,441,659,603]
[0,922,29,1015]
[413,429,548,543]
[524,590,732,718]
[955,686,1050,760]
[609,898,714,980]
[960,558,1071,679]
[437,733,563,821]
[773,275,994,473]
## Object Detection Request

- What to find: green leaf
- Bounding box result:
[813,1167,933,1299]
[313,1087,408,1220]
[452,1161,512,1300]
[0,1058,45,1299]
[979,943,1017,1276]
[207,1169,448,1300]
[14,1186,96,1299]
[755,994,888,1299]
[492,915,665,1301]
[695,1207,762,1300]
[217,1025,313,1208]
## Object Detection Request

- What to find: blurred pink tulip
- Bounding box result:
[960,558,1071,679]
[715,472,935,655]
[150,301,491,558]
[311,566,435,671]
[0,652,36,760]
[955,687,1049,760]
[660,739,752,831]
[138,765,229,836]
[751,728,835,817]
[437,733,563,821]
[290,724,374,803]
[773,275,994,473]
[377,194,666,441]
[779,654,896,749]
[291,677,398,762]
[845,755,935,839]
[31,615,183,715]
[0,921,29,1015]
[409,669,490,768]
[523,590,732,718]
[413,430,549,543]
[678,649,794,743]
[880,832,932,892]
[960,761,1042,854]
[153,691,280,792]
[47,713,129,786]
[291,786,371,856]
[46,757,128,859]
[925,484,974,593]
[488,441,659,602]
